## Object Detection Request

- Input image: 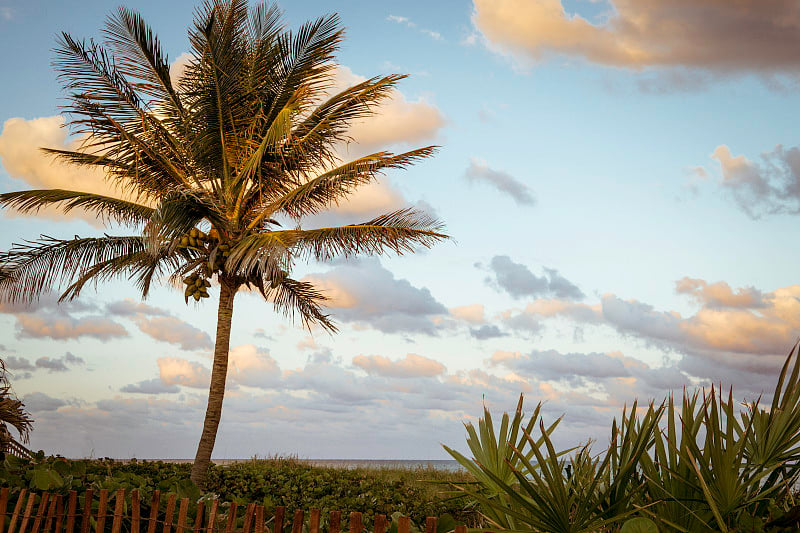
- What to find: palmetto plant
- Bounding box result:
[0,1,447,486]
[446,345,800,532]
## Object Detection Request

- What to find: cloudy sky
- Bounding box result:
[1,0,800,460]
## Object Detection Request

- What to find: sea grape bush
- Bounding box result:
[0,455,478,528]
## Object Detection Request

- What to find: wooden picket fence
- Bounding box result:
[0,488,469,533]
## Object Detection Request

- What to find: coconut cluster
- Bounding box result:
[177,228,232,302]
[184,271,211,301]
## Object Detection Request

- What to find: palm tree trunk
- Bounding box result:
[190,279,238,487]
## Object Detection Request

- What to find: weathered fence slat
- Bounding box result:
[175,499,188,533]
[397,516,410,533]
[424,517,437,533]
[30,492,49,533]
[224,502,237,533]
[272,507,284,533]
[328,511,340,533]
[111,489,125,533]
[204,500,217,533]
[42,496,57,533]
[64,491,77,533]
[96,490,109,533]
[241,504,254,533]
[373,515,386,533]
[290,510,303,533]
[7,489,28,533]
[349,512,361,533]
[146,491,161,533]
[191,502,204,533]
[163,494,177,533]
[18,491,37,533]
[53,496,64,533]
[0,487,9,533]
[80,490,93,533]
[308,509,320,533]
[0,488,466,533]
[130,490,140,533]
[253,506,263,533]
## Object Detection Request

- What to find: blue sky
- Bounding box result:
[1,0,800,459]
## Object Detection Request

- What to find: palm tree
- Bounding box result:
[0,359,34,456]
[0,0,447,486]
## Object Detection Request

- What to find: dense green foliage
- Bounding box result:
[444,344,800,532]
[0,455,479,528]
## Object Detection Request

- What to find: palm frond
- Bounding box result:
[0,235,146,303]
[251,147,438,224]
[103,6,187,117]
[270,276,335,333]
[276,208,448,261]
[0,189,154,226]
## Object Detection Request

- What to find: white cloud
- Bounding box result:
[0,116,122,224]
[464,159,536,206]
[303,258,448,335]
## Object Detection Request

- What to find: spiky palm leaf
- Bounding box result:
[0,0,447,486]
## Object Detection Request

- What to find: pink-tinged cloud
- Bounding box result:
[227,344,281,388]
[601,284,800,359]
[353,353,446,378]
[450,304,485,324]
[15,313,128,341]
[675,277,766,309]
[157,357,210,389]
[472,0,800,73]
[134,316,212,351]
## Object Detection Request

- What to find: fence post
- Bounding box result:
[42,496,57,533]
[308,509,320,533]
[241,504,254,533]
[131,490,140,533]
[272,507,284,533]
[192,502,205,533]
[205,500,217,533]
[290,510,303,533]
[53,495,64,533]
[224,502,237,533]
[176,499,189,533]
[253,506,263,533]
[19,491,37,533]
[328,511,340,533]
[163,494,177,533]
[64,491,77,533]
[424,517,437,533]
[96,490,109,533]
[30,492,49,533]
[146,490,161,533]
[111,489,125,533]
[0,487,9,533]
[348,513,361,533]
[373,515,386,533]
[397,516,409,533]
[8,488,28,533]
